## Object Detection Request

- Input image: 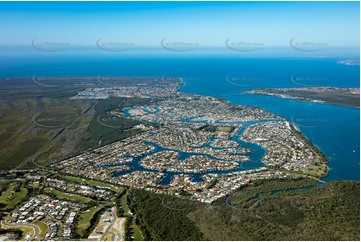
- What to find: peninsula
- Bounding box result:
[244,87,360,107]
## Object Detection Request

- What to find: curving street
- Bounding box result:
[1,219,40,240]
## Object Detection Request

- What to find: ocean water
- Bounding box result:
[0,55,359,181]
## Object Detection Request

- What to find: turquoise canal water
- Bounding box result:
[0,55,359,181]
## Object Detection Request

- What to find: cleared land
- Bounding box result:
[109,217,126,241]
[88,207,114,240]
[88,207,125,241]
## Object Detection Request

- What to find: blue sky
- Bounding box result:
[0,1,359,50]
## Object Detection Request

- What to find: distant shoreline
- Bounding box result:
[244,86,360,108]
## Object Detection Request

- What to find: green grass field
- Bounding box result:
[76,205,105,238]
[0,183,14,203]
[8,188,28,209]
[32,220,49,238]
[130,224,144,241]
[301,163,329,178]
[120,194,130,214]
[59,175,124,193]
[43,187,93,203]
[216,126,233,133]
[0,182,28,210]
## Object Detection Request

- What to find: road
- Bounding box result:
[1,219,40,240]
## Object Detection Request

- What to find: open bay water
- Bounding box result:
[0,54,359,181]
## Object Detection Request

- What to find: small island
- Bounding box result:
[244,87,360,108]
